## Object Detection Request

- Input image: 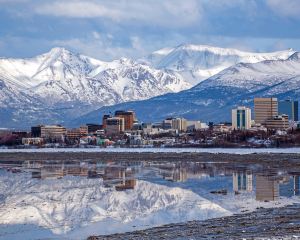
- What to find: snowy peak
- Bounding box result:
[0,47,191,127]
[288,52,300,61]
[142,44,295,85]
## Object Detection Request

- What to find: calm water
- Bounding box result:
[0,159,299,239]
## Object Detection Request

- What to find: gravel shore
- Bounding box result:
[88,204,300,240]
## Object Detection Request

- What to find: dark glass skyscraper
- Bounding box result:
[278,100,298,121]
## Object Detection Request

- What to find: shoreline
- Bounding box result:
[0,151,300,167]
[88,204,300,240]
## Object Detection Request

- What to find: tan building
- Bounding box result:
[40,125,66,140]
[115,110,136,130]
[171,118,187,132]
[264,115,289,130]
[254,98,278,124]
[106,117,125,135]
[232,106,252,130]
[66,126,88,139]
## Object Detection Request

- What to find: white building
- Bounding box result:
[232,106,251,130]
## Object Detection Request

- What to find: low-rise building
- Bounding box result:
[264,115,289,130]
[66,126,88,140]
[22,137,44,145]
[40,125,66,141]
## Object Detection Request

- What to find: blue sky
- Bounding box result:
[0,0,300,60]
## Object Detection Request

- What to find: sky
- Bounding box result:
[0,0,300,60]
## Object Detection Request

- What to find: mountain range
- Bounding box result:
[74,52,300,126]
[0,44,297,128]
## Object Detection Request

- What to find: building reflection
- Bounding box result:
[232,171,253,193]
[255,175,279,201]
[2,160,300,200]
[25,160,137,191]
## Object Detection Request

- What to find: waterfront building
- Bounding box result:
[22,137,44,145]
[114,110,135,130]
[231,106,252,130]
[105,117,125,135]
[278,99,298,121]
[86,124,102,134]
[254,98,278,124]
[31,125,67,141]
[264,115,289,130]
[66,126,88,140]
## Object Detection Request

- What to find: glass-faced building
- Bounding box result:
[232,106,252,130]
[278,100,298,121]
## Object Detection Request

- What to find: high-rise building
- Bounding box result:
[254,98,278,124]
[106,117,125,135]
[102,114,111,129]
[231,106,251,130]
[114,110,135,130]
[171,118,187,132]
[278,100,298,121]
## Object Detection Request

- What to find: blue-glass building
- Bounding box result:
[278,100,298,121]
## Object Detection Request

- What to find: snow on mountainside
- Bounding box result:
[0,48,190,128]
[75,52,300,125]
[141,44,295,85]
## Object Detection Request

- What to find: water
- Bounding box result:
[0,159,299,239]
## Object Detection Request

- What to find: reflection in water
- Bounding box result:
[233,171,253,193]
[2,160,300,200]
[0,159,300,239]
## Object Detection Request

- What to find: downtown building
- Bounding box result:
[231,106,251,130]
[105,117,125,135]
[254,98,278,124]
[278,99,299,121]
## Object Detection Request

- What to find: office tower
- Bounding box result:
[105,117,125,135]
[231,106,252,130]
[278,100,298,121]
[171,118,188,132]
[114,110,135,130]
[254,98,278,124]
[102,114,111,129]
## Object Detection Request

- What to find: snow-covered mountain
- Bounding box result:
[76,52,300,124]
[0,45,298,128]
[141,44,295,84]
[0,48,190,128]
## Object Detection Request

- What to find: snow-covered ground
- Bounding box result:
[0,170,299,240]
[1,147,300,154]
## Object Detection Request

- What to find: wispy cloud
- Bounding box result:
[34,0,203,28]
